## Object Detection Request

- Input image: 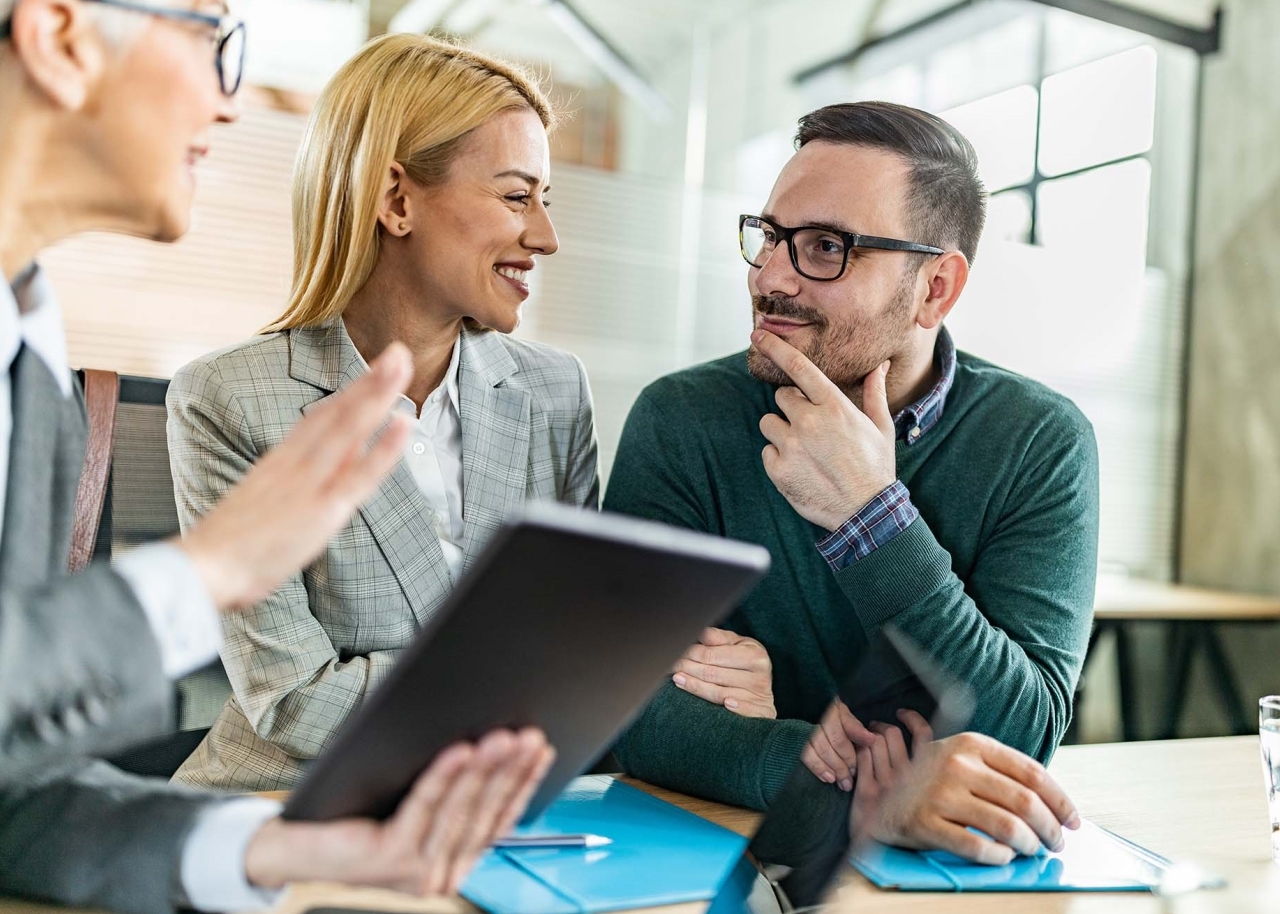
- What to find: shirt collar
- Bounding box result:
[387,335,462,418]
[440,334,461,415]
[1,264,72,398]
[894,325,956,446]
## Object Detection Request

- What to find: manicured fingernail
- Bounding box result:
[1051,838,1065,853]
[820,771,835,784]
[839,778,853,792]
[1066,812,1081,829]
[725,698,739,709]
[673,674,687,687]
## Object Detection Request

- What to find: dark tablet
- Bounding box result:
[283,502,771,823]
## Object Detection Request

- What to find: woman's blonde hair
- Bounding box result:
[264,34,555,333]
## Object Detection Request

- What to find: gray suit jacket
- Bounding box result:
[0,352,175,776]
[167,323,599,790]
[0,346,213,914]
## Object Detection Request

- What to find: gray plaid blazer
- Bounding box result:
[166,322,599,791]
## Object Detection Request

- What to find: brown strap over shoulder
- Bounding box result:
[69,368,120,574]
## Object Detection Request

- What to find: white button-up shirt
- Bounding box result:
[371,338,466,580]
[2,265,279,913]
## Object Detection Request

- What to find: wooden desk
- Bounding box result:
[1094,576,1280,622]
[1085,577,1280,740]
[1,739,1272,914]
[823,735,1278,913]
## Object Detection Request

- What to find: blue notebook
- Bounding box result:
[851,819,1223,892]
[461,775,749,914]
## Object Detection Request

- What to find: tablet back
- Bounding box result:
[283,503,771,823]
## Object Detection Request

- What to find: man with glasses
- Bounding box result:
[605,102,1099,861]
[0,1,551,911]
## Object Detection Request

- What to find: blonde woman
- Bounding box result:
[167,34,598,791]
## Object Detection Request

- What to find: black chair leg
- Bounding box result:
[1114,622,1140,741]
[1201,624,1251,735]
[1159,622,1195,739]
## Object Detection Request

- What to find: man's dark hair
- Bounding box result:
[795,101,987,265]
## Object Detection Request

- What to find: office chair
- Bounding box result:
[72,370,232,778]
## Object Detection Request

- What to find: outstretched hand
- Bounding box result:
[244,728,555,896]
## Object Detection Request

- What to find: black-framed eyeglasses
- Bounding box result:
[739,214,945,282]
[1,0,246,97]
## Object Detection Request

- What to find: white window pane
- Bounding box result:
[986,190,1032,244]
[1037,159,1152,264]
[1045,8,1147,76]
[1039,46,1157,177]
[942,86,1038,192]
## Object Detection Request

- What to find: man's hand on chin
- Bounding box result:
[751,329,897,531]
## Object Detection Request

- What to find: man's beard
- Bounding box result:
[746,277,915,398]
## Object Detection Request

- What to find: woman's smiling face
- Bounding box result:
[398,107,558,333]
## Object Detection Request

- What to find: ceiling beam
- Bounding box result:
[795,0,1221,85]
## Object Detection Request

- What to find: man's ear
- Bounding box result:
[376,161,414,237]
[916,251,969,331]
[9,0,108,111]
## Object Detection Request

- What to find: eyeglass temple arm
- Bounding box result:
[851,234,945,255]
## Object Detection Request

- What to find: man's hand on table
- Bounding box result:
[672,627,776,718]
[243,728,554,896]
[751,329,897,531]
[850,710,1081,865]
[801,698,877,792]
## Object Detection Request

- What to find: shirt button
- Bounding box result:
[412,442,427,456]
[908,426,922,441]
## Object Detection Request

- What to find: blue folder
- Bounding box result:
[851,819,1223,892]
[461,775,749,914]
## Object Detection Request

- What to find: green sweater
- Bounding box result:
[604,346,1099,813]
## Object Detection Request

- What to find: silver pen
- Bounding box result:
[493,833,613,849]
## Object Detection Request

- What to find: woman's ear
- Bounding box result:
[10,0,108,111]
[377,161,413,237]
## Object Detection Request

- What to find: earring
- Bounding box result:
[398,222,408,232]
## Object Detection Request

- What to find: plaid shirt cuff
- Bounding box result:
[816,481,920,571]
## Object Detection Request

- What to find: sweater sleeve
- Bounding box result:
[835,409,1099,764]
[604,386,818,810]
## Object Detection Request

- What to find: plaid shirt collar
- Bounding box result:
[893,326,956,447]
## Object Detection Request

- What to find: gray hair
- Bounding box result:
[2,0,144,47]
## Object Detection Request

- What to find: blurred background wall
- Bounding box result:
[40,0,1278,741]
[1177,0,1280,737]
